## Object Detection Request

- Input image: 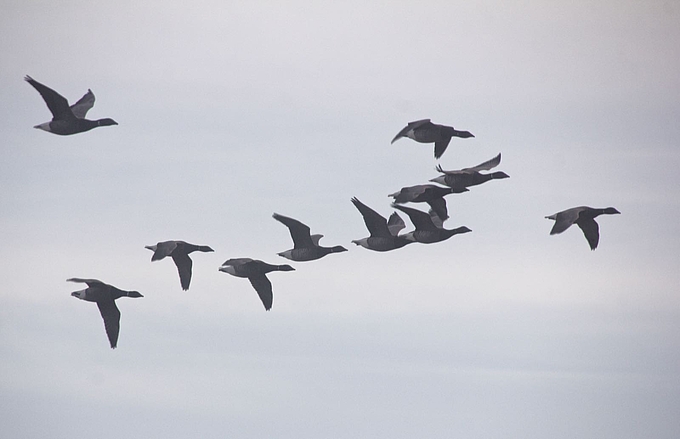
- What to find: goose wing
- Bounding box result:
[391,119,431,143]
[428,209,445,229]
[387,212,406,236]
[248,274,273,311]
[67,278,107,288]
[69,89,95,118]
[577,218,600,250]
[546,207,583,235]
[222,258,254,267]
[434,137,452,159]
[351,197,391,238]
[392,204,437,231]
[273,213,314,248]
[171,252,193,290]
[96,299,121,349]
[25,75,75,121]
[148,241,179,261]
[426,197,449,221]
[463,153,502,172]
[390,185,428,203]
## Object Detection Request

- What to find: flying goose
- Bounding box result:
[273,213,347,261]
[389,184,467,221]
[350,197,412,252]
[24,75,118,135]
[219,258,295,311]
[145,240,214,290]
[391,119,474,159]
[68,278,143,349]
[430,153,510,190]
[545,206,620,250]
[392,204,471,244]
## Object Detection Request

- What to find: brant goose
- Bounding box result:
[391,119,474,159]
[145,240,214,290]
[546,206,620,250]
[273,213,347,261]
[350,197,412,252]
[392,204,471,244]
[389,184,467,221]
[219,258,294,311]
[24,75,117,135]
[68,278,143,349]
[430,153,509,190]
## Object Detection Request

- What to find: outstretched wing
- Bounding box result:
[67,278,107,288]
[248,275,273,311]
[96,299,121,349]
[392,204,437,231]
[387,212,406,236]
[351,197,391,238]
[222,258,253,267]
[547,208,582,235]
[25,75,75,121]
[391,119,431,143]
[434,137,452,159]
[390,185,428,203]
[426,197,449,221]
[70,89,95,118]
[151,241,179,261]
[428,209,445,229]
[577,218,600,250]
[273,213,314,248]
[172,252,193,290]
[463,153,501,172]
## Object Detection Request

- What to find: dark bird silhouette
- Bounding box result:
[391,119,474,159]
[24,75,118,135]
[430,153,510,190]
[545,206,620,250]
[389,184,467,221]
[392,204,471,244]
[219,258,295,311]
[272,213,347,261]
[145,240,214,290]
[68,278,143,349]
[350,197,412,252]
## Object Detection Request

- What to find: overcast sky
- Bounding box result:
[1,1,679,438]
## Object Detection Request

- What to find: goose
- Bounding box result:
[389,184,467,221]
[392,204,471,244]
[546,206,620,250]
[145,240,214,290]
[430,153,510,190]
[350,197,412,252]
[24,75,118,135]
[391,119,474,159]
[68,278,143,349]
[273,213,347,261]
[219,258,294,311]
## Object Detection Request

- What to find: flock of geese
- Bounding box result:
[25,75,621,349]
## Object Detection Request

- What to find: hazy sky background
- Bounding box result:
[1,1,679,438]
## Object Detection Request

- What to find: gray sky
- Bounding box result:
[1,1,679,438]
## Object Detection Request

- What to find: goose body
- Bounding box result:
[392,204,471,244]
[25,75,117,135]
[430,153,510,190]
[350,197,412,252]
[219,258,294,311]
[273,213,347,261]
[145,240,214,290]
[391,119,474,159]
[389,184,467,221]
[546,206,620,250]
[68,278,143,349]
